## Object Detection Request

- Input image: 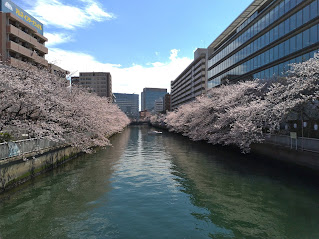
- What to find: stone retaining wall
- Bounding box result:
[0,145,80,193]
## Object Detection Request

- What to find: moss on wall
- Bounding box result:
[0,147,80,193]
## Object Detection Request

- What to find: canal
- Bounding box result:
[0,126,319,239]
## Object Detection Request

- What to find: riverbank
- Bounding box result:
[0,128,128,194]
[150,123,319,173]
[251,142,319,172]
[0,145,81,194]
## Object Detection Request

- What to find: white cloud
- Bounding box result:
[44,33,73,47]
[28,0,114,30]
[150,62,165,67]
[85,2,113,21]
[47,48,192,94]
[169,49,179,61]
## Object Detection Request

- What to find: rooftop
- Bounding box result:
[208,0,269,51]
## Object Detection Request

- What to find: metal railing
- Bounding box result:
[0,138,60,161]
[265,134,319,153]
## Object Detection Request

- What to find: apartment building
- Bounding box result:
[72,72,112,98]
[0,0,48,69]
[207,0,319,88]
[171,48,207,110]
[48,63,70,87]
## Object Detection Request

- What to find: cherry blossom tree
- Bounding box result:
[165,80,266,152]
[0,63,130,152]
[161,55,319,153]
[264,54,319,131]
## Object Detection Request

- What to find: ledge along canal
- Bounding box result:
[0,125,319,239]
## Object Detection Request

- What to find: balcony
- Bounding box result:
[193,65,205,76]
[7,41,48,67]
[6,13,47,41]
[8,57,36,70]
[194,58,205,69]
[194,76,205,86]
[7,25,48,54]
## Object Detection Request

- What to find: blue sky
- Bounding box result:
[15,0,253,94]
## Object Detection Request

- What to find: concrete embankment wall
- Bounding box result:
[0,146,80,193]
[0,126,129,194]
[150,123,319,172]
[251,143,319,172]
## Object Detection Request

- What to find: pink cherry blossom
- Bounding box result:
[0,63,130,152]
[152,55,319,153]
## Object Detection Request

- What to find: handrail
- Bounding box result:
[265,134,319,154]
[266,134,319,142]
[0,138,61,161]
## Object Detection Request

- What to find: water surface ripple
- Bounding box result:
[0,126,319,239]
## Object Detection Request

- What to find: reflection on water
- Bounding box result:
[162,132,319,239]
[0,126,319,239]
[0,128,131,239]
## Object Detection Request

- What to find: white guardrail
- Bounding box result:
[0,138,60,161]
[265,134,319,153]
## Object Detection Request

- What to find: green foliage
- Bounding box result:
[0,132,12,143]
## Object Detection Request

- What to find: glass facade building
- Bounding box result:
[114,93,139,120]
[208,0,319,88]
[141,88,167,111]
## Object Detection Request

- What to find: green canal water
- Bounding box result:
[0,126,319,239]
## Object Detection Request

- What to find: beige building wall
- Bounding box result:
[72,72,112,98]
[171,48,207,110]
[0,12,48,69]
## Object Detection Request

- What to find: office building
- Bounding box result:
[71,72,112,98]
[154,97,164,113]
[71,76,79,85]
[114,93,139,120]
[141,88,167,111]
[0,0,48,69]
[207,0,319,88]
[171,48,207,110]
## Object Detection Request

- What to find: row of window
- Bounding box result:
[209,23,319,80]
[90,89,108,92]
[172,73,205,92]
[80,73,108,77]
[237,11,258,33]
[208,48,318,88]
[209,1,318,77]
[253,49,318,79]
[79,81,108,85]
[209,0,312,68]
[8,19,45,44]
[115,105,139,109]
[8,35,44,57]
[79,78,107,81]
